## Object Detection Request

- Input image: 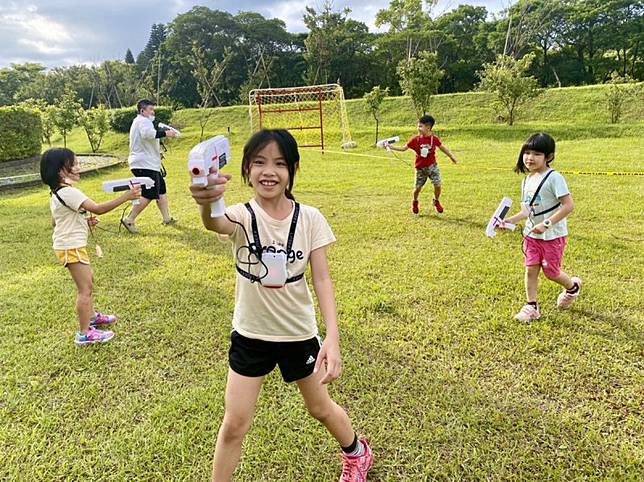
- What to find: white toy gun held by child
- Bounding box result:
[158,122,181,136]
[188,135,230,218]
[376,136,400,149]
[102,177,154,205]
[486,197,517,238]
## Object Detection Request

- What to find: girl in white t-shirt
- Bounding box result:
[190,129,373,481]
[498,133,581,321]
[40,148,141,346]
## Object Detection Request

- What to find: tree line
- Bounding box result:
[0,0,641,109]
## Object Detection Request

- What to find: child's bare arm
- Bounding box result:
[531,194,574,234]
[504,210,528,224]
[81,185,141,215]
[388,144,409,152]
[310,246,342,384]
[439,145,458,163]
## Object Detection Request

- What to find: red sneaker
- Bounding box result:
[411,200,419,214]
[433,198,444,213]
[339,438,373,482]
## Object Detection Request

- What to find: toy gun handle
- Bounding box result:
[130,181,141,205]
[210,198,225,218]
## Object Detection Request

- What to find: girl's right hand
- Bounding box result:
[190,171,232,206]
[127,184,142,201]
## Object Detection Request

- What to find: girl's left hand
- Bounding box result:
[87,216,99,227]
[314,337,342,385]
[531,223,546,234]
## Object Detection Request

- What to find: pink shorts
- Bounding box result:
[523,236,567,277]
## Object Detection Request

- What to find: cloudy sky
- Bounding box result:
[0,0,511,68]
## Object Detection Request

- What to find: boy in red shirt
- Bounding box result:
[387,115,458,214]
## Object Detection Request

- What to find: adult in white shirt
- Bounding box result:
[121,99,178,233]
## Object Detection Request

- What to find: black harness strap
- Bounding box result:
[52,186,86,214]
[523,169,561,217]
[236,202,304,284]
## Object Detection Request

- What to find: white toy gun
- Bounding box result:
[377,136,400,149]
[486,197,517,238]
[158,122,181,136]
[102,177,154,205]
[188,135,230,218]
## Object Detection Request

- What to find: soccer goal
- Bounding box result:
[248,83,356,150]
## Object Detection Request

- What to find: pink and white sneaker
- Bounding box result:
[340,438,373,482]
[75,327,115,346]
[514,304,540,321]
[90,311,117,327]
[557,277,582,309]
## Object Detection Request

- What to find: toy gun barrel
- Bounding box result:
[158,122,181,136]
[377,136,400,147]
[102,177,153,205]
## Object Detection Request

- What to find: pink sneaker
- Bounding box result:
[514,304,540,321]
[340,438,373,482]
[557,277,581,309]
[90,311,117,327]
[75,327,115,346]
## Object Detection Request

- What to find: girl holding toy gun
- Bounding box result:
[40,148,141,346]
[497,133,581,321]
[190,129,373,482]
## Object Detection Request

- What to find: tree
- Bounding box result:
[604,74,640,123]
[52,90,81,147]
[478,53,540,125]
[136,24,167,73]
[125,49,135,64]
[0,63,46,106]
[191,43,232,141]
[303,2,377,97]
[363,86,389,145]
[434,5,492,92]
[78,105,110,152]
[397,51,444,116]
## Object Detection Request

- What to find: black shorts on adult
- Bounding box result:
[130,168,166,200]
[229,330,321,382]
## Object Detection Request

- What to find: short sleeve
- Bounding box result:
[310,208,336,251]
[433,135,442,147]
[58,187,88,211]
[221,203,249,245]
[406,136,417,150]
[550,172,570,199]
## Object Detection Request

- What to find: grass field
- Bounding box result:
[1,85,643,481]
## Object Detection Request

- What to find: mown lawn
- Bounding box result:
[1,93,643,481]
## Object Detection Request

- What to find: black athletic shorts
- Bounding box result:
[229,330,321,382]
[130,168,166,200]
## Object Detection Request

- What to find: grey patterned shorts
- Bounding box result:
[415,164,441,188]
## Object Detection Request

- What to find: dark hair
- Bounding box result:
[136,99,155,113]
[241,129,300,201]
[418,115,435,128]
[514,132,556,174]
[40,147,76,190]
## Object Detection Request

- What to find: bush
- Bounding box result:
[0,106,42,162]
[109,106,174,133]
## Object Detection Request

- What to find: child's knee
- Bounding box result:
[306,398,336,422]
[526,265,541,275]
[543,269,561,281]
[220,411,253,440]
